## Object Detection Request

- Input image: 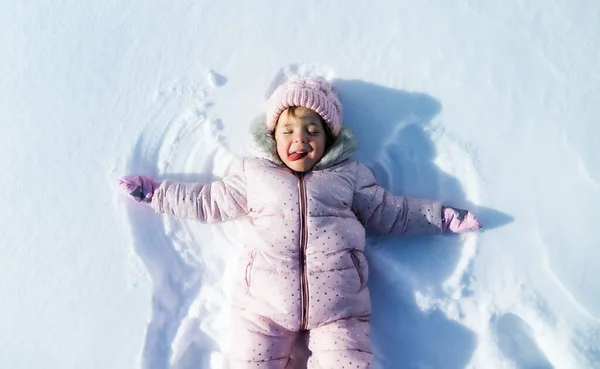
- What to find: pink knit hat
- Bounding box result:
[265,77,343,136]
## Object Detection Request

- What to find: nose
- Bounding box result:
[293,131,308,143]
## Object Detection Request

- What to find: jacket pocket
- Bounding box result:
[244,250,257,288]
[349,249,366,292]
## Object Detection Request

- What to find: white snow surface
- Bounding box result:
[2,1,599,368]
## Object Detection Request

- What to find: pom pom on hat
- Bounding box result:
[265,78,343,136]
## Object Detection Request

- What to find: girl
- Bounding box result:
[118,77,481,368]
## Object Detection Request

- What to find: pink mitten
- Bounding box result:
[442,206,482,233]
[117,175,161,204]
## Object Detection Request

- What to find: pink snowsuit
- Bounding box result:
[150,125,444,368]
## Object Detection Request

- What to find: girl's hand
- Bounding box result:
[442,206,482,233]
[117,175,161,204]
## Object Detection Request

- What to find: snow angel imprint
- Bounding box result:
[118,77,482,368]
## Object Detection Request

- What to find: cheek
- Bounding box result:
[275,137,289,157]
[315,136,327,154]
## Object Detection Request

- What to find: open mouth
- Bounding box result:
[288,150,309,161]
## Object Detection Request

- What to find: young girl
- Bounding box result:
[118,77,481,368]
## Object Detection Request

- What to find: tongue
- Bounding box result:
[288,152,308,161]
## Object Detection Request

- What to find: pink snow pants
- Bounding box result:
[230,310,373,368]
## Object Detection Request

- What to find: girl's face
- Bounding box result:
[274,107,327,173]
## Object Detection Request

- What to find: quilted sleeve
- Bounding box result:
[151,159,248,223]
[352,162,443,235]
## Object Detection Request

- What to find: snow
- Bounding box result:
[1,0,599,368]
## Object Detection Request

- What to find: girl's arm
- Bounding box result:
[352,162,480,235]
[118,160,248,223]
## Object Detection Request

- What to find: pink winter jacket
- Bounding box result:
[150,124,443,332]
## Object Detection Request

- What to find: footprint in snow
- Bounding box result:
[495,313,553,369]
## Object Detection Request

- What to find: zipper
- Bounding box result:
[350,249,365,291]
[297,173,310,331]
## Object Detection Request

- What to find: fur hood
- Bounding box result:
[249,116,358,171]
